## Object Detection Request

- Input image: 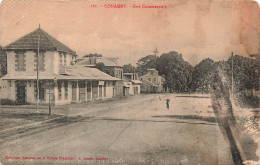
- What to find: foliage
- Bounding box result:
[136,55,157,76]
[95,62,106,72]
[190,58,215,93]
[224,55,259,92]
[83,53,102,58]
[123,63,136,73]
[156,51,193,92]
[0,46,7,77]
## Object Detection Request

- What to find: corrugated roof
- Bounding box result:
[2,66,120,81]
[4,27,76,55]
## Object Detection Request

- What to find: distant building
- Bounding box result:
[139,69,164,93]
[1,27,120,105]
[76,54,124,97]
[123,73,141,95]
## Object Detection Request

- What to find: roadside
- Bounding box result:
[0,95,155,135]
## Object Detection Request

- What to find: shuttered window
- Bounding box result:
[39,52,45,70]
[64,81,68,100]
[16,52,26,71]
[58,81,62,100]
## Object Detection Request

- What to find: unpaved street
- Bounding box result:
[0,94,233,165]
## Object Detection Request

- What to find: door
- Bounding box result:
[72,82,77,102]
[92,82,98,99]
[87,82,92,100]
[16,81,26,104]
[98,85,102,98]
[78,81,86,102]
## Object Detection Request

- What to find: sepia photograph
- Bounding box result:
[0,0,259,164]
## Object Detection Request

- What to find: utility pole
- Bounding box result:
[36,32,40,112]
[231,52,234,97]
[153,48,159,57]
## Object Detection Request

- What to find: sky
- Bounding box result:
[0,0,259,66]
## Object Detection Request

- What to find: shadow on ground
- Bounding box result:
[0,113,61,121]
[93,116,217,126]
[175,96,210,98]
[152,115,216,123]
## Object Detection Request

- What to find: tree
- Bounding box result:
[156,51,193,92]
[190,58,215,93]
[225,55,259,93]
[123,63,136,73]
[95,62,106,72]
[0,46,7,77]
[136,55,157,76]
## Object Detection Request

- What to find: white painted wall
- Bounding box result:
[6,51,55,76]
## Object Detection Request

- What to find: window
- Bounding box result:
[148,78,151,82]
[71,56,74,65]
[34,81,45,100]
[154,78,157,83]
[64,81,68,100]
[59,53,63,66]
[99,85,102,98]
[104,82,106,97]
[64,54,67,66]
[39,81,45,100]
[58,81,62,100]
[16,52,25,71]
[38,52,45,70]
[8,80,11,87]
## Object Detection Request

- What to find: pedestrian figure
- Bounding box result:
[166,99,170,109]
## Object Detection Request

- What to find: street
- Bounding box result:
[0,94,234,165]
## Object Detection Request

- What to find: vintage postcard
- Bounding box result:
[0,0,259,164]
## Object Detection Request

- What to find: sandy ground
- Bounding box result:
[0,94,237,165]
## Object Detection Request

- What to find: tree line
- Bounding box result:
[123,51,259,94]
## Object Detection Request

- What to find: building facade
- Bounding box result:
[1,27,120,105]
[139,69,164,93]
[123,73,141,95]
[76,54,124,97]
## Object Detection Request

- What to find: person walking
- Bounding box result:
[166,99,170,110]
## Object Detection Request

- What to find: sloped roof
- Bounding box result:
[141,80,157,87]
[132,80,142,84]
[122,76,131,82]
[98,57,120,67]
[2,66,120,81]
[4,27,76,55]
[77,56,122,67]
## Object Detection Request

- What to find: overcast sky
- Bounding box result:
[0,0,259,66]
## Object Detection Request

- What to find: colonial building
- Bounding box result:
[123,73,141,95]
[139,69,164,93]
[1,27,120,105]
[76,54,124,97]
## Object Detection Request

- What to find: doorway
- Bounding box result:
[72,81,77,102]
[16,81,27,104]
